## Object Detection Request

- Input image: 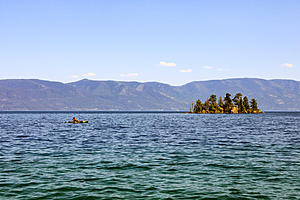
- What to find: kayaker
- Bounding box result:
[73,117,80,123]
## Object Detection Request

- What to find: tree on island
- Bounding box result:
[217,96,224,113]
[223,93,234,113]
[190,92,262,114]
[243,96,250,112]
[250,98,259,113]
[233,93,243,106]
[209,95,218,113]
[203,99,210,113]
[193,99,203,113]
[238,98,246,113]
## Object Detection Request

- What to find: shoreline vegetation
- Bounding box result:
[188,93,263,114]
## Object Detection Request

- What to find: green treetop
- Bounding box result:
[209,94,218,113]
[218,96,224,107]
[193,99,203,113]
[250,98,258,112]
[243,96,250,112]
[223,93,233,113]
[233,93,243,106]
[218,96,224,113]
[203,99,210,112]
[238,98,246,113]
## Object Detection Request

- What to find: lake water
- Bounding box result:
[0,112,299,199]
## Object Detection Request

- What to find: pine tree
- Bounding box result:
[209,94,217,113]
[243,96,250,112]
[193,99,203,113]
[223,93,233,113]
[250,98,258,112]
[218,96,223,107]
[233,93,243,106]
[203,99,210,113]
[238,98,246,113]
[218,96,224,113]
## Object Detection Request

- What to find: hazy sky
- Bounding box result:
[0,0,299,85]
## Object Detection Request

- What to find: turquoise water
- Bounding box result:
[0,112,299,199]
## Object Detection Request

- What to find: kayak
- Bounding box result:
[65,121,88,124]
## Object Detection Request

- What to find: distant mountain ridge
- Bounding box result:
[0,78,299,111]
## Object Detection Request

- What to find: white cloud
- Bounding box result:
[82,72,96,77]
[282,63,293,68]
[160,61,176,67]
[120,73,139,77]
[71,75,79,79]
[202,65,213,69]
[179,69,192,73]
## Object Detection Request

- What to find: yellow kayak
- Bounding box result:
[65,120,88,124]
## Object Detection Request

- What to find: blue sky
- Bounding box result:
[0,0,299,85]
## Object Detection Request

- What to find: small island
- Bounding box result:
[189,93,262,114]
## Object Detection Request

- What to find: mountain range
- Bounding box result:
[0,78,299,111]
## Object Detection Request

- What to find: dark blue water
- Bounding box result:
[0,112,299,199]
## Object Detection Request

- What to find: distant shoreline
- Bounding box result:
[0,111,299,114]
